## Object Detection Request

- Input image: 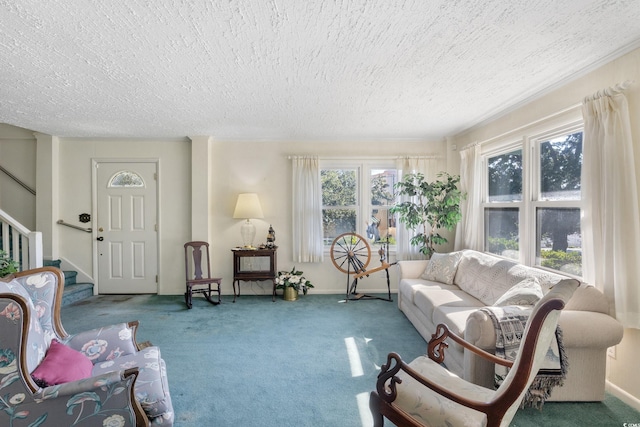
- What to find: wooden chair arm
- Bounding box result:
[427,323,513,368]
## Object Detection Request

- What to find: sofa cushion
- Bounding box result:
[31,339,93,386]
[494,277,543,306]
[421,251,463,284]
[414,289,483,321]
[398,279,459,306]
[454,252,520,304]
[454,251,566,305]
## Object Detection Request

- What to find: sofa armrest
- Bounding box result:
[558,310,623,348]
[32,369,150,427]
[397,260,429,280]
[464,309,497,349]
[35,369,135,399]
[64,322,140,363]
[465,308,624,350]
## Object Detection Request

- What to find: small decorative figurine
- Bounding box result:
[266,225,276,248]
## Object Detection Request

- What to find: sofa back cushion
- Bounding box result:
[493,277,543,306]
[454,250,566,305]
[420,251,463,285]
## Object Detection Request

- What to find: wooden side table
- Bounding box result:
[231,247,277,302]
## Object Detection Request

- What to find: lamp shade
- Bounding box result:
[233,193,264,219]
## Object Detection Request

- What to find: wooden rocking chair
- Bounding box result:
[184,241,222,309]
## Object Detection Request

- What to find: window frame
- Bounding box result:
[480,120,584,277]
[320,159,397,253]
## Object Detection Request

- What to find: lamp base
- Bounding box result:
[240,219,256,248]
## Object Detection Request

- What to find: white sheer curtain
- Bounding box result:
[291,156,324,263]
[454,143,483,251]
[394,156,438,260]
[582,82,640,328]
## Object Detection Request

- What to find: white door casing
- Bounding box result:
[94,160,158,294]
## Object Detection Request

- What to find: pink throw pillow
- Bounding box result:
[31,339,93,387]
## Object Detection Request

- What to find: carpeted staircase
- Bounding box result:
[43,260,94,306]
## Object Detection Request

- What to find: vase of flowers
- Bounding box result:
[275,267,314,301]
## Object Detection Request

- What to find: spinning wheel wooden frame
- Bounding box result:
[330,232,393,302]
[330,232,371,275]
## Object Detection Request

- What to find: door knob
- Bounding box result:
[97,236,104,241]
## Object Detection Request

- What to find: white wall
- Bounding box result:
[56,137,192,295]
[0,129,447,296]
[209,139,447,297]
[450,47,640,406]
[0,124,36,229]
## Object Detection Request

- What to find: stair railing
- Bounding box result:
[0,208,43,271]
[0,164,36,195]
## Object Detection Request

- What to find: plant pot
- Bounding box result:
[283,287,298,301]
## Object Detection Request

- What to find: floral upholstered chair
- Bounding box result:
[0,267,174,426]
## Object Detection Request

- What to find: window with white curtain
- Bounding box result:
[482,123,583,276]
[320,160,397,251]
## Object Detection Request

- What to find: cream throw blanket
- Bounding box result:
[479,306,567,409]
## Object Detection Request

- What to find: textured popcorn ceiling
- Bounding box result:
[1,0,640,141]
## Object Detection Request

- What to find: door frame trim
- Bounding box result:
[91,158,160,294]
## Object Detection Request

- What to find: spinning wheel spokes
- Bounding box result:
[330,233,371,275]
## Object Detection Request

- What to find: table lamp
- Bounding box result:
[233,193,264,248]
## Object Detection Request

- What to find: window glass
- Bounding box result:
[109,171,144,188]
[484,207,519,260]
[536,207,582,275]
[488,149,522,202]
[539,132,582,201]
[369,169,397,246]
[321,169,357,245]
[481,126,583,277]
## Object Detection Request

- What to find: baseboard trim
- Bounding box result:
[606,380,640,411]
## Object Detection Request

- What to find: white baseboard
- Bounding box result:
[606,380,640,411]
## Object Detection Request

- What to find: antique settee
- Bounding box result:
[0,267,174,426]
[397,249,624,401]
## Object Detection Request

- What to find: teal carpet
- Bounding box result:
[61,294,640,427]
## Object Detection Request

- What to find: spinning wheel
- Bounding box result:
[330,232,392,302]
[330,233,371,275]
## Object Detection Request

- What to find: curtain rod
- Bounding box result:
[584,80,635,102]
[287,155,442,160]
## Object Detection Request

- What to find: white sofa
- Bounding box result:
[397,249,624,401]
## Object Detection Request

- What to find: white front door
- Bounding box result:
[96,161,158,294]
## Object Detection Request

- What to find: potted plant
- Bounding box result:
[390,172,466,258]
[275,267,314,301]
[0,250,20,278]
